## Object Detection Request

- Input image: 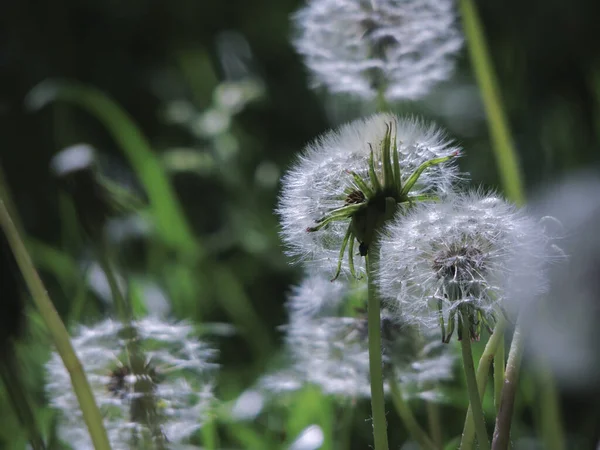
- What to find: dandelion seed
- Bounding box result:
[377,191,548,342]
[277,113,462,278]
[45,318,217,450]
[293,0,463,100]
[263,273,455,400]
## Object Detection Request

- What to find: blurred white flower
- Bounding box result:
[46,318,217,450]
[277,113,461,278]
[526,173,600,390]
[262,273,455,400]
[289,425,324,450]
[293,0,463,100]
[377,191,548,341]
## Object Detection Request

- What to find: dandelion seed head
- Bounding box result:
[525,173,600,390]
[45,318,217,450]
[293,0,463,100]
[277,113,462,276]
[267,273,455,400]
[377,191,549,333]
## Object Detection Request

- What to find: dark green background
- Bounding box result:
[1,0,600,448]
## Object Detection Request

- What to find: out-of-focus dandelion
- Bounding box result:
[277,113,461,278]
[527,173,600,390]
[377,191,548,342]
[292,0,463,101]
[45,318,217,450]
[262,273,455,400]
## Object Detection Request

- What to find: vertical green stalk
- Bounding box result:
[96,242,167,449]
[460,309,490,450]
[389,377,436,450]
[459,0,524,206]
[426,400,443,450]
[492,320,526,450]
[0,199,112,450]
[494,339,505,413]
[460,316,506,450]
[366,250,389,450]
[538,364,565,450]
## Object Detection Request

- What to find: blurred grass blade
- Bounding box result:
[0,186,112,450]
[460,0,525,205]
[0,352,47,449]
[26,80,200,255]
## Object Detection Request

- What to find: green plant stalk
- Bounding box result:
[491,319,526,450]
[426,399,443,450]
[389,377,436,450]
[494,339,505,413]
[459,0,524,206]
[460,309,490,450]
[366,250,389,450]
[537,362,565,450]
[0,199,112,450]
[460,316,507,450]
[96,242,167,450]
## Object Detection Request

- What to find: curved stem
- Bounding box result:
[460,310,490,450]
[492,319,526,450]
[459,0,525,206]
[460,316,507,450]
[494,339,505,413]
[366,252,389,450]
[389,377,436,450]
[0,199,112,450]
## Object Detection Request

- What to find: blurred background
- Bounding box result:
[1,0,600,448]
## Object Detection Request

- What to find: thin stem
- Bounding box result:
[389,377,436,450]
[460,309,490,450]
[460,316,507,450]
[366,251,389,450]
[537,363,565,450]
[96,242,167,450]
[492,319,526,450]
[537,365,565,450]
[459,0,525,206]
[0,199,112,450]
[426,400,443,450]
[494,339,505,413]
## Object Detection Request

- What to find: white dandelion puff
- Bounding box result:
[45,318,218,450]
[277,113,462,278]
[377,191,549,342]
[293,0,463,100]
[262,273,455,400]
[526,173,600,390]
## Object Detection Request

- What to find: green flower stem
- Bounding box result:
[426,399,443,450]
[389,377,436,450]
[494,339,505,413]
[0,198,112,450]
[538,364,565,450]
[459,0,525,206]
[492,319,526,450]
[460,316,507,450]
[97,244,167,450]
[366,250,389,450]
[460,309,490,450]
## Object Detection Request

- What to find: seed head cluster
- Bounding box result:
[293,0,463,100]
[277,113,461,278]
[262,273,455,399]
[45,318,217,450]
[377,192,549,340]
